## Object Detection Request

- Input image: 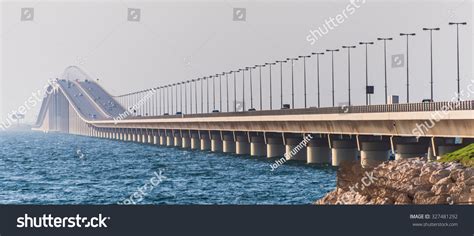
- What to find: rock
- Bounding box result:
[465,177,474,186]
[429,169,450,184]
[315,158,474,205]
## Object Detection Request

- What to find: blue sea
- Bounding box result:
[0,131,336,204]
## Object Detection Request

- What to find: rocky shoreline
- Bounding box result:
[315,158,474,205]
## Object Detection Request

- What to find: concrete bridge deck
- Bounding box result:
[34,67,474,167]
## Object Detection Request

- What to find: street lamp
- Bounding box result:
[326,49,340,107]
[286,57,298,109]
[342,46,356,106]
[200,77,204,113]
[400,32,416,103]
[299,55,311,108]
[238,69,246,111]
[377,37,393,104]
[233,71,238,111]
[449,22,467,101]
[255,65,265,110]
[265,63,276,110]
[246,66,254,109]
[311,52,324,108]
[275,60,286,109]
[422,27,440,101]
[225,72,230,112]
[359,41,374,105]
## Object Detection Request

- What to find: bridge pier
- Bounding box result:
[250,136,266,157]
[307,138,331,164]
[174,132,182,147]
[166,132,174,146]
[200,133,211,151]
[142,131,148,143]
[182,133,191,148]
[222,134,235,153]
[153,132,159,144]
[360,141,390,168]
[285,137,307,161]
[331,139,358,166]
[266,137,285,158]
[235,135,250,155]
[159,132,166,145]
[394,142,429,160]
[211,133,223,152]
[191,133,200,149]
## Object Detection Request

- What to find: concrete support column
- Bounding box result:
[153,134,158,145]
[267,137,285,158]
[307,139,331,164]
[200,134,211,150]
[436,145,462,160]
[159,133,166,145]
[127,133,132,141]
[132,133,137,142]
[166,132,174,146]
[360,141,390,168]
[250,136,266,157]
[182,134,191,148]
[211,134,222,152]
[191,133,200,150]
[395,143,428,160]
[223,135,235,153]
[235,135,250,155]
[174,133,182,147]
[331,140,358,166]
[142,133,147,143]
[285,137,307,161]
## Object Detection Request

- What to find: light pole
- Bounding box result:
[449,22,467,101]
[193,79,197,114]
[377,37,393,104]
[422,27,440,101]
[326,49,339,107]
[200,77,204,113]
[247,67,254,109]
[206,76,210,113]
[400,33,416,103]
[212,75,216,111]
[265,62,276,110]
[311,52,324,108]
[225,72,230,112]
[299,55,311,108]
[342,46,356,106]
[359,41,374,105]
[276,60,286,109]
[241,68,246,111]
[255,65,264,110]
[286,57,298,109]
[233,71,237,111]
[218,73,223,111]
[184,81,188,114]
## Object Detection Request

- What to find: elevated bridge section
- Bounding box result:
[34,67,474,167]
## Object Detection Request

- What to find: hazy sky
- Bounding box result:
[1,0,472,123]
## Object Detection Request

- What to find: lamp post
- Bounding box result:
[342,46,356,106]
[218,73,223,111]
[400,33,416,103]
[246,67,254,109]
[200,77,204,113]
[233,71,237,111]
[184,81,188,114]
[286,57,298,109]
[359,41,374,105]
[326,49,339,107]
[377,37,393,104]
[276,60,286,109]
[422,27,440,101]
[241,69,246,111]
[212,75,216,111]
[206,76,210,113]
[449,22,467,101]
[225,72,230,112]
[298,55,311,108]
[311,52,324,108]
[265,62,276,110]
[193,79,198,114]
[255,65,264,110]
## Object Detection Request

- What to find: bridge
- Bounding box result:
[33,66,474,168]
